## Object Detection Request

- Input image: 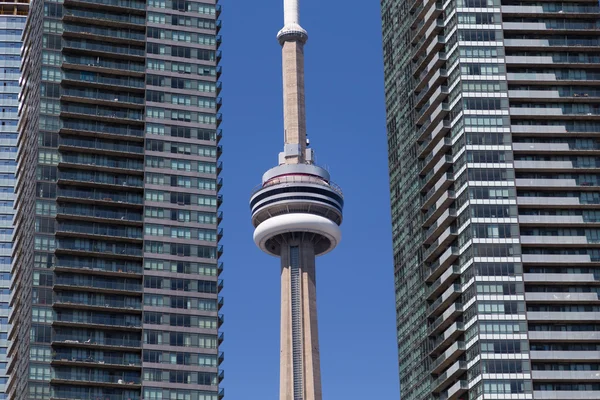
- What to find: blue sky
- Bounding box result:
[219,0,399,398]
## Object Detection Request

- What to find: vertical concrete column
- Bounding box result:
[300,240,322,400]
[279,240,322,400]
[281,40,307,164]
[280,245,293,399]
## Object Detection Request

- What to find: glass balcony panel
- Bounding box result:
[57,188,144,204]
[63,55,145,73]
[62,120,144,137]
[55,275,142,292]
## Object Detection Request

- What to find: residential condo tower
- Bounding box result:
[381,0,600,399]
[8,0,224,399]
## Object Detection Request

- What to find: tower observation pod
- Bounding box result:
[249,1,344,399]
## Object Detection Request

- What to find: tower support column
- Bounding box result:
[281,40,307,164]
[280,239,322,400]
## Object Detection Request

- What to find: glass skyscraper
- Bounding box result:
[0,1,28,397]
[381,0,600,399]
[8,0,224,399]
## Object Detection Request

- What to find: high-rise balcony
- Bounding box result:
[416,101,450,133]
[439,380,468,400]
[504,20,600,33]
[427,283,462,317]
[521,253,592,265]
[422,173,454,210]
[53,313,142,330]
[63,0,146,12]
[418,137,452,163]
[62,55,145,77]
[61,88,145,110]
[510,88,600,102]
[502,4,600,17]
[515,159,600,172]
[54,260,143,277]
[519,214,600,227]
[415,67,447,92]
[54,275,143,294]
[60,120,144,140]
[63,8,146,28]
[426,246,459,283]
[413,32,445,67]
[516,177,600,190]
[505,37,600,52]
[58,155,144,175]
[521,235,600,248]
[58,137,144,157]
[431,360,467,393]
[529,330,600,342]
[526,291,600,303]
[57,171,144,190]
[63,23,146,45]
[426,265,460,301]
[51,371,141,388]
[53,296,143,313]
[62,39,145,61]
[524,272,600,285]
[61,102,144,124]
[414,51,447,82]
[428,302,463,336]
[527,310,600,322]
[57,188,144,207]
[51,391,141,400]
[423,191,455,225]
[430,322,464,356]
[417,118,450,143]
[423,226,457,262]
[424,209,457,244]
[506,54,600,68]
[57,205,143,225]
[52,335,142,351]
[56,245,143,259]
[55,223,143,242]
[420,155,453,193]
[51,353,142,369]
[530,350,600,362]
[508,72,600,86]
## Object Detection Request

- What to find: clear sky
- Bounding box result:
[219,0,399,398]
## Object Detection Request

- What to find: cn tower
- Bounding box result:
[249,1,344,399]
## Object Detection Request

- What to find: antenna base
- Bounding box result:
[277,24,308,44]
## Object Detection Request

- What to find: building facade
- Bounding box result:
[8,0,224,399]
[0,1,28,397]
[381,0,600,399]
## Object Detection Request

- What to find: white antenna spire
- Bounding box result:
[278,0,307,43]
[284,0,300,26]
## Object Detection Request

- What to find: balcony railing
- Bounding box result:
[57,188,144,205]
[54,314,142,328]
[52,391,141,400]
[54,296,142,310]
[58,205,143,222]
[61,120,144,137]
[53,335,141,348]
[53,353,142,367]
[55,276,142,292]
[52,371,141,385]
[63,9,146,25]
[66,0,146,9]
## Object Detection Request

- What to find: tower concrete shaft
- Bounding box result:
[282,40,307,164]
[280,241,322,400]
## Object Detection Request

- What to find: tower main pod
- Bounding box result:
[249,1,344,399]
